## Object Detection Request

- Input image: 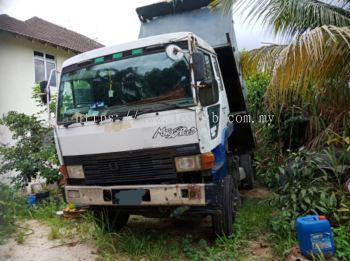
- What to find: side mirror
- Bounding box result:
[198,79,219,107]
[192,52,205,82]
[40,80,50,104]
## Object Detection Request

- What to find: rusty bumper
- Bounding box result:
[64,184,210,206]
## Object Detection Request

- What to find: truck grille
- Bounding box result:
[63,144,199,186]
[82,152,176,185]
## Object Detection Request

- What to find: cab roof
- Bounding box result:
[62,32,215,68]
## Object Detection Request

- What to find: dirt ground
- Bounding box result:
[248,239,277,261]
[240,186,273,199]
[0,220,98,261]
[0,188,282,261]
[0,217,278,261]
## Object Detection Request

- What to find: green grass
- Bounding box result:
[179,198,295,260]
[0,184,28,244]
[0,185,296,260]
[28,199,182,260]
[333,226,350,260]
[14,230,26,244]
[24,194,297,260]
[92,199,278,261]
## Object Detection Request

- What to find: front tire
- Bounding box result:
[228,154,242,210]
[212,174,234,237]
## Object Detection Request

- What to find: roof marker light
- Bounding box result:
[94,57,104,63]
[113,52,123,59]
[132,48,143,55]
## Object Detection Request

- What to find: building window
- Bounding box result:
[34,51,56,87]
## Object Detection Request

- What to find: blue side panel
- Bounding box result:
[211,126,233,183]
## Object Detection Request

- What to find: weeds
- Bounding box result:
[14,230,26,244]
[1,182,346,260]
[333,226,350,260]
[0,184,27,244]
[20,194,287,260]
[179,198,292,261]
[47,226,60,240]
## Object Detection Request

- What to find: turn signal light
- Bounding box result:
[201,152,215,170]
[59,165,68,177]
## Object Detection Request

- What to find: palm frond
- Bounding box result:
[210,0,235,14]
[214,0,350,38]
[266,25,350,112]
[241,44,286,77]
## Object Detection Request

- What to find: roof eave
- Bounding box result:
[1,29,83,53]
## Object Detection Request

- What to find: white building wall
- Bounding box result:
[0,31,76,145]
[0,30,75,116]
[0,31,77,184]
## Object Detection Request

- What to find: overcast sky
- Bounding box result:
[0,0,278,50]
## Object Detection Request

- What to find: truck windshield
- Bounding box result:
[57,49,193,123]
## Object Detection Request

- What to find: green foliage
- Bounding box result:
[30,196,65,220]
[229,0,350,148]
[14,230,26,244]
[0,184,27,244]
[32,83,57,113]
[0,111,60,186]
[25,195,292,260]
[333,226,350,260]
[228,0,350,38]
[280,108,309,149]
[180,199,293,260]
[255,154,284,189]
[245,73,270,117]
[267,148,350,235]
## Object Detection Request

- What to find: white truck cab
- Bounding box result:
[55,0,256,236]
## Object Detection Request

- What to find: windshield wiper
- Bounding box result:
[133,102,194,119]
[63,120,78,128]
[157,101,195,111]
[105,110,137,121]
[133,108,155,119]
[63,116,102,127]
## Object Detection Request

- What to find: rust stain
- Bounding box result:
[188,185,201,199]
[104,122,132,132]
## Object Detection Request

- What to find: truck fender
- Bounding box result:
[211,126,232,183]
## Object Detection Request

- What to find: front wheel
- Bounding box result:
[212,174,234,237]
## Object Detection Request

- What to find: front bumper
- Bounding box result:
[64,183,218,206]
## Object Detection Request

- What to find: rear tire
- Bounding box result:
[212,174,234,237]
[92,207,129,232]
[240,154,255,189]
[227,153,241,210]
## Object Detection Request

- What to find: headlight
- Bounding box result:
[66,165,85,179]
[175,153,215,172]
[175,155,201,172]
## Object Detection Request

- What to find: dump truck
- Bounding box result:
[54,0,256,236]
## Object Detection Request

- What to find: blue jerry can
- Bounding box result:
[26,194,37,206]
[296,215,335,257]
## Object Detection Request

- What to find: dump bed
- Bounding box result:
[136,0,255,152]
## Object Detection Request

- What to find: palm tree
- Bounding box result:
[211,0,350,147]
